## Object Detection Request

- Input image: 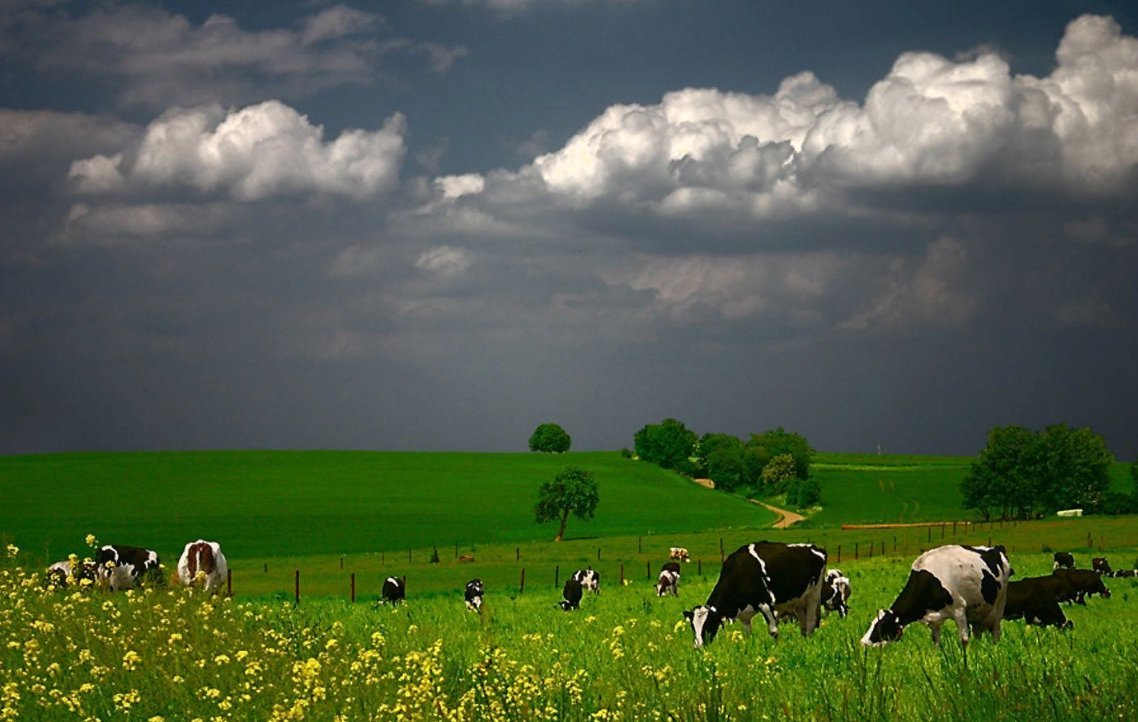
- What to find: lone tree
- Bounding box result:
[535,466,599,542]
[529,423,572,453]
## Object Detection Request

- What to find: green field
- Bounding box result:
[4,449,1138,720]
[0,450,776,563]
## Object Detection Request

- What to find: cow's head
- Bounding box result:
[861,609,904,646]
[683,605,723,648]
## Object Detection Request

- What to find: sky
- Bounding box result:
[1,0,1137,458]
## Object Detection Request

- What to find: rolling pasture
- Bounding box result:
[3,450,1138,720]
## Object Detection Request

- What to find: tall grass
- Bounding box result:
[4,545,1138,721]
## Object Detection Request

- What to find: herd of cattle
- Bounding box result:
[43,539,1130,649]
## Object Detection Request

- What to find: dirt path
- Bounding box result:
[752,500,805,529]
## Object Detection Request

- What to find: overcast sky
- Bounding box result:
[2,1,1137,458]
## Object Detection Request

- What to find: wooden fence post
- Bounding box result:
[555,565,559,589]
[340,556,344,570]
[351,573,356,603]
[698,559,702,575]
[638,537,642,554]
[516,547,520,562]
[263,563,268,574]
[227,568,232,596]
[294,569,300,606]
[519,568,526,594]
[837,545,841,564]
[597,547,601,562]
[880,541,885,556]
[646,560,651,579]
[621,563,625,586]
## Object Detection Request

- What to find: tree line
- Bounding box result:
[961,423,1133,521]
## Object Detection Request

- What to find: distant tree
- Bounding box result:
[761,453,798,489]
[786,477,822,508]
[634,419,698,473]
[962,426,1035,521]
[963,424,1114,520]
[696,433,745,490]
[535,466,599,542]
[529,423,572,453]
[746,428,814,480]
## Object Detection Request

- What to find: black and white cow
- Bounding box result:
[861,544,1012,647]
[381,576,406,605]
[464,578,484,612]
[1003,576,1073,629]
[559,577,583,611]
[1053,551,1075,570]
[682,542,827,647]
[571,568,600,594]
[1051,568,1110,604]
[820,569,852,617]
[656,568,680,597]
[95,544,163,591]
[45,559,96,588]
[1113,569,1138,578]
[1091,557,1114,576]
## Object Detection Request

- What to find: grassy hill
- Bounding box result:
[0,450,775,562]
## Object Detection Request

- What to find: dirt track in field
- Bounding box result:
[693,479,803,529]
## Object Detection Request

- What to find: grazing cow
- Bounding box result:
[1051,568,1110,604]
[559,578,583,611]
[669,547,691,563]
[1053,552,1076,570]
[820,569,852,618]
[1003,576,1073,629]
[95,544,163,591]
[1092,557,1114,576]
[44,559,96,588]
[464,578,484,612]
[861,544,1012,647]
[682,541,827,647]
[1113,569,1138,578]
[656,568,680,597]
[381,576,406,605]
[571,568,600,594]
[177,540,228,594]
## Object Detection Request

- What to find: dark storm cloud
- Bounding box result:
[1,2,1136,459]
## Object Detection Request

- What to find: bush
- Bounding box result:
[786,477,822,509]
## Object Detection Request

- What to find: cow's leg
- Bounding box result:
[756,605,779,638]
[801,602,818,637]
[953,610,970,647]
[929,621,943,645]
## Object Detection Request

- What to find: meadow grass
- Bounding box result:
[0,451,775,564]
[4,545,1138,721]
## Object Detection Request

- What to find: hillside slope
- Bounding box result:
[0,450,775,561]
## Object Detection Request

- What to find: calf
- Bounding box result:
[1053,552,1075,570]
[683,541,827,647]
[1092,557,1114,576]
[381,576,406,605]
[656,568,680,597]
[559,578,583,611]
[571,568,600,594]
[861,544,1012,647]
[464,578,484,612]
[1003,576,1073,629]
[669,547,691,563]
[95,544,163,591]
[820,569,852,617]
[177,540,228,594]
[1051,568,1110,604]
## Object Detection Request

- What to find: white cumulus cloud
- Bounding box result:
[70,101,407,201]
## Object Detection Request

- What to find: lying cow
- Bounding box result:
[95,544,163,591]
[571,568,600,594]
[464,578,484,612]
[1051,568,1110,604]
[669,547,691,563]
[559,578,583,611]
[861,544,1012,647]
[381,576,406,605]
[656,567,680,597]
[683,541,827,647]
[1053,551,1075,570]
[45,558,96,588]
[177,539,228,594]
[820,569,852,618]
[1003,576,1073,629]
